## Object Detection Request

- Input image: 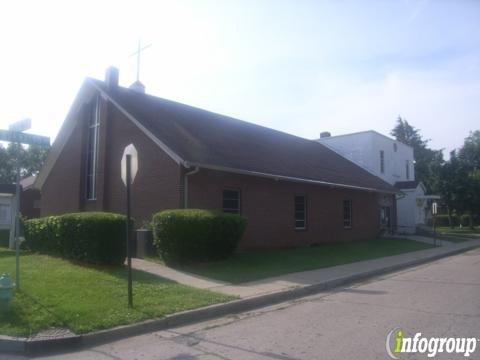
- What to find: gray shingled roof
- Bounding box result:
[92,79,397,193]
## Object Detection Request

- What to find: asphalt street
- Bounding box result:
[7,248,480,360]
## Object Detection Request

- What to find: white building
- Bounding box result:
[317,130,438,234]
[0,185,17,247]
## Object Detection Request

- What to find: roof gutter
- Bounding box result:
[184,161,398,194]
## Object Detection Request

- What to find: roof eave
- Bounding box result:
[185,161,398,194]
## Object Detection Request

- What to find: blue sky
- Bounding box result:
[0,0,479,155]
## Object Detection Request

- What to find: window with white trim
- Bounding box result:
[343,200,352,228]
[86,96,100,200]
[222,189,240,214]
[294,195,307,229]
[405,160,410,180]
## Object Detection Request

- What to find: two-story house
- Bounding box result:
[317,130,439,234]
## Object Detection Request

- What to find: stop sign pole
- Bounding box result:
[121,144,138,308]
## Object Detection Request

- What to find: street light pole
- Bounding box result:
[14,155,21,291]
[126,154,133,308]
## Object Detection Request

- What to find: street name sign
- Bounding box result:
[8,118,31,132]
[0,129,50,147]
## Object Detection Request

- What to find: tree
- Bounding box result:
[0,142,50,183]
[437,131,480,228]
[391,116,444,192]
[457,131,480,222]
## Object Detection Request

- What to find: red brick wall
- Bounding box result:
[21,189,41,219]
[41,96,183,222]
[41,107,86,216]
[101,103,183,223]
[187,169,383,249]
[41,91,386,248]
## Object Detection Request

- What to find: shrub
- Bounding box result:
[427,214,457,227]
[152,209,247,262]
[460,214,474,227]
[426,214,479,228]
[24,212,127,265]
[0,230,9,248]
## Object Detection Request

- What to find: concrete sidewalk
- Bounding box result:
[133,237,480,299]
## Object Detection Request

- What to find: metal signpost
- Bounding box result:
[121,144,138,308]
[1,119,50,291]
[432,201,438,247]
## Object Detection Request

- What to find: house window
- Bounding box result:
[222,189,240,214]
[86,96,100,200]
[406,160,410,180]
[380,150,385,173]
[393,143,398,152]
[0,204,10,224]
[294,195,307,229]
[343,200,352,228]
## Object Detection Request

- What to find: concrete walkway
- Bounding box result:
[132,237,480,299]
[385,234,454,246]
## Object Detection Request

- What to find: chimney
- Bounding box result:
[129,80,145,94]
[105,66,119,90]
[320,131,331,139]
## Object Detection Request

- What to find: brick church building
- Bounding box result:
[36,67,397,249]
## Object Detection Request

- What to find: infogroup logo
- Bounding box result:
[386,328,478,358]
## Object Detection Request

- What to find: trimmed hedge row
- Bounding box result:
[152,209,247,262]
[427,214,478,227]
[24,212,127,265]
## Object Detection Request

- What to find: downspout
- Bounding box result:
[184,166,200,208]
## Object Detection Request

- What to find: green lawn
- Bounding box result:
[154,238,434,284]
[0,249,234,337]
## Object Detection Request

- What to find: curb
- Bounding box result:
[1,242,479,356]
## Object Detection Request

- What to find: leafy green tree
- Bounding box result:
[391,116,444,192]
[437,131,480,228]
[0,142,50,183]
[457,131,480,223]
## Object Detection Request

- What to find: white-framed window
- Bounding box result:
[380,150,385,173]
[393,143,398,152]
[294,195,307,230]
[343,200,352,228]
[222,189,241,214]
[86,95,100,200]
[0,204,11,224]
[406,160,410,180]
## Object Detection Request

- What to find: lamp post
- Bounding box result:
[432,201,438,247]
[121,144,138,308]
[0,118,50,291]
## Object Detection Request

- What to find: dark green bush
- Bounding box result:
[427,214,458,227]
[0,230,9,247]
[152,209,247,262]
[426,214,478,227]
[24,212,127,265]
[460,214,474,227]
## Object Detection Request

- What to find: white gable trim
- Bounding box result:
[90,81,185,166]
[36,80,186,190]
